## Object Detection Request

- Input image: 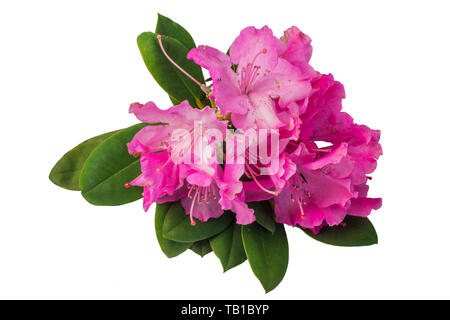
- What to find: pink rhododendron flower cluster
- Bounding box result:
[127,25,382,232]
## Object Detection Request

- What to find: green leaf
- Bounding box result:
[190,240,212,257]
[242,223,289,293]
[249,201,276,234]
[137,32,206,107]
[49,130,118,191]
[210,224,246,272]
[155,13,197,50]
[155,203,193,258]
[79,123,148,206]
[162,202,233,243]
[301,216,378,247]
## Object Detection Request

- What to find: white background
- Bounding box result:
[1,0,449,299]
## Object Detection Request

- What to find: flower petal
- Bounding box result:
[251,58,312,106]
[230,26,279,74]
[301,169,356,208]
[348,197,382,217]
[301,142,348,170]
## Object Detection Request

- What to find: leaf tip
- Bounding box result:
[370,233,378,246]
[263,285,275,294]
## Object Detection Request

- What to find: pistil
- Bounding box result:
[157,35,210,95]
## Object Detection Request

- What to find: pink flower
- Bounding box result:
[127,100,229,224]
[188,26,312,131]
[278,26,319,81]
[273,74,382,230]
[126,25,382,232]
[217,161,255,225]
[274,140,381,230]
[298,74,372,144]
[223,129,297,202]
[275,143,357,228]
[298,74,383,185]
[127,100,257,225]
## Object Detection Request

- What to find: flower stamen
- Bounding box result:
[238,48,267,93]
[246,163,278,196]
[310,148,333,153]
[189,189,198,226]
[156,157,171,172]
[292,175,307,219]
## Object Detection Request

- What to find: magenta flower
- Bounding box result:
[127,26,381,231]
[272,74,382,231]
[126,100,258,225]
[188,26,312,131]
[126,100,230,223]
[49,17,385,293]
[217,161,255,225]
[274,143,357,228]
[278,26,319,81]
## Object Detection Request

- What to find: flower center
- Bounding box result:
[187,184,217,226]
[238,48,267,93]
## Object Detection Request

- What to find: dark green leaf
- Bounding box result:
[249,201,276,234]
[137,32,206,107]
[155,13,197,50]
[242,223,289,293]
[190,240,212,257]
[49,130,118,191]
[155,203,193,258]
[162,202,233,243]
[210,224,246,272]
[79,123,148,206]
[301,216,378,247]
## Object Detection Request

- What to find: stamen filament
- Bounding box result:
[294,175,308,218]
[203,186,209,203]
[311,148,332,153]
[156,157,171,172]
[189,190,198,226]
[247,166,278,196]
[187,185,195,198]
[295,193,305,218]
[245,163,259,178]
[239,48,267,93]
[297,186,305,219]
